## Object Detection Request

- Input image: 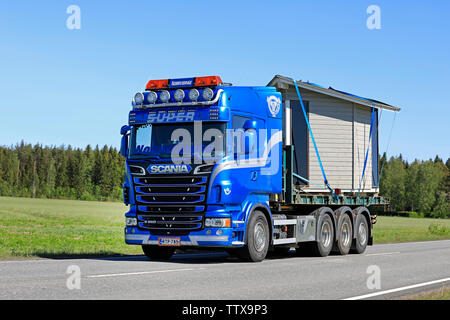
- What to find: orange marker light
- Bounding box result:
[194,76,223,87]
[145,79,169,90]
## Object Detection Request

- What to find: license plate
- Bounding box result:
[158,237,181,246]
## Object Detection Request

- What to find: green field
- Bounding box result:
[0,196,449,259]
[0,196,142,259]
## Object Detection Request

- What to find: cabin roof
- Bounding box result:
[267,74,400,112]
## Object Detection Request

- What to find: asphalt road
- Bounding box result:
[1,240,449,300]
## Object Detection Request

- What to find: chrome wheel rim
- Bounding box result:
[320,221,331,248]
[254,222,266,252]
[358,222,367,245]
[341,222,351,247]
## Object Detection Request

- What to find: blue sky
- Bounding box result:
[0,0,448,161]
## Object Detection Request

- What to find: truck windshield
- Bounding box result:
[129,122,226,161]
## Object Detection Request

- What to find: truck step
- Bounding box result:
[273,238,297,245]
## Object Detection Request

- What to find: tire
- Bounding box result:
[237,210,270,262]
[351,214,369,254]
[334,213,353,255]
[310,213,334,257]
[142,245,175,261]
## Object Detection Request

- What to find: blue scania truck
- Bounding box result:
[120,75,390,262]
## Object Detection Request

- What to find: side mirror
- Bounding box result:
[120,125,131,135]
[243,120,258,131]
[120,134,129,157]
[120,125,131,157]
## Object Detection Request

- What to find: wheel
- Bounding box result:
[334,213,353,255]
[142,245,175,261]
[351,213,369,254]
[310,213,334,257]
[236,210,270,262]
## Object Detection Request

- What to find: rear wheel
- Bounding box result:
[351,214,369,254]
[142,245,175,261]
[334,214,353,255]
[237,210,269,262]
[309,214,334,257]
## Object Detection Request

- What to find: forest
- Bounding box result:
[0,142,448,218]
[0,142,124,201]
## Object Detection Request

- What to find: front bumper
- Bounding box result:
[124,226,244,247]
[124,204,245,247]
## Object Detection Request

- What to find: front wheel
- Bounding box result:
[236,210,270,262]
[142,245,175,261]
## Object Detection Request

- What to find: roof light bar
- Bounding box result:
[145,79,169,90]
[145,76,223,90]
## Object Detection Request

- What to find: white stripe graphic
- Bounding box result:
[209,130,283,184]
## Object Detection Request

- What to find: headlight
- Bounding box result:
[125,217,137,227]
[189,88,199,101]
[205,218,231,228]
[159,90,170,103]
[174,89,185,102]
[133,92,144,104]
[202,88,214,101]
[146,91,157,104]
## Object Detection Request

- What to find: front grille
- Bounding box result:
[133,173,210,235]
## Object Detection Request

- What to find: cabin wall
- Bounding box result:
[282,89,377,192]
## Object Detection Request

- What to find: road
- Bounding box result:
[0,240,449,300]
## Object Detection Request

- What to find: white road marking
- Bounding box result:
[86,268,205,278]
[343,277,450,300]
[364,251,400,256]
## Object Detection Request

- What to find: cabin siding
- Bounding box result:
[285,89,376,192]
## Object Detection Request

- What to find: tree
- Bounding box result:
[432,192,449,219]
[380,156,407,211]
[405,160,420,212]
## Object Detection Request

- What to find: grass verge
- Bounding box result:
[0,196,142,259]
[399,286,450,300]
[372,215,450,243]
